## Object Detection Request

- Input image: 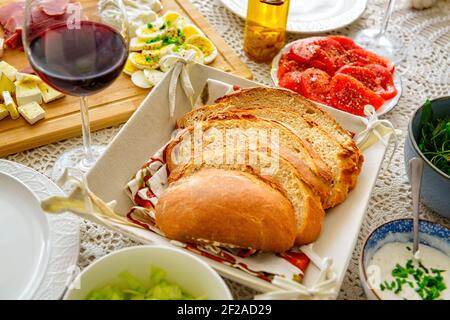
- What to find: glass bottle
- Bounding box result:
[243,0,290,63]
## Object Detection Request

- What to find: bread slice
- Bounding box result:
[178,104,360,208]
[166,113,333,205]
[213,87,360,156]
[177,87,363,207]
[155,168,297,253]
[169,145,325,245]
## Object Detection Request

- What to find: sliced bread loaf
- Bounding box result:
[169,145,325,245]
[166,113,333,205]
[178,104,360,208]
[176,88,363,207]
[155,168,297,252]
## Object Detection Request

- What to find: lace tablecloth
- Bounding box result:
[5,0,450,300]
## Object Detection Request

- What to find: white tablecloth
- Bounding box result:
[5,0,450,299]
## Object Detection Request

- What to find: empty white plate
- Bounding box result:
[0,172,50,299]
[220,0,367,33]
[0,160,80,300]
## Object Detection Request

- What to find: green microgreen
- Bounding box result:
[418,99,450,176]
[145,35,161,44]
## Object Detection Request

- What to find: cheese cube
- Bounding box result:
[15,81,43,106]
[2,91,19,119]
[18,101,45,125]
[0,73,15,93]
[38,82,64,103]
[0,61,18,81]
[16,72,42,84]
[0,103,8,120]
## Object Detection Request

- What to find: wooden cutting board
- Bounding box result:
[0,0,252,157]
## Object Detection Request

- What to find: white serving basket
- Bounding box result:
[85,63,390,296]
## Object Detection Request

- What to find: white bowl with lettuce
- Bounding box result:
[64,245,233,300]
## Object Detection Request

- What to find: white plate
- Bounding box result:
[0,160,80,300]
[0,172,49,299]
[220,0,367,34]
[86,63,392,296]
[271,40,402,117]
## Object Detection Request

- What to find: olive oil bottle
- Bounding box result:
[243,0,290,63]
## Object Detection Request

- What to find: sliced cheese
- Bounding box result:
[38,82,64,103]
[0,103,8,120]
[18,101,45,125]
[0,61,18,81]
[15,81,43,106]
[2,91,19,119]
[0,73,15,93]
[16,72,42,84]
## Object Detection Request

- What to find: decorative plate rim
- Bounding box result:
[220,0,368,34]
[270,40,402,117]
[0,160,80,300]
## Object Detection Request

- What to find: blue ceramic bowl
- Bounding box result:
[404,97,450,218]
[360,219,450,300]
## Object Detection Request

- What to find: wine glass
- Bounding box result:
[354,0,405,64]
[22,0,129,180]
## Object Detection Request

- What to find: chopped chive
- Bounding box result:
[419,261,429,273]
[380,256,447,300]
[431,268,445,274]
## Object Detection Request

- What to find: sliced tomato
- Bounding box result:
[298,68,331,104]
[278,53,292,78]
[336,65,379,90]
[335,53,352,70]
[278,69,303,93]
[329,73,384,116]
[337,65,398,100]
[288,37,345,75]
[328,35,362,50]
[342,48,395,74]
[308,50,335,75]
[278,52,307,79]
[313,37,346,60]
[288,38,322,63]
[365,64,398,100]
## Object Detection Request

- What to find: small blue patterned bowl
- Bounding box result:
[359,218,450,300]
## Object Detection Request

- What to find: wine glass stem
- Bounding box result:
[80,96,94,165]
[379,0,396,36]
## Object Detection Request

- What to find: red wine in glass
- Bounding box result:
[28,21,127,96]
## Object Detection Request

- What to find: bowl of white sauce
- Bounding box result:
[360,219,450,300]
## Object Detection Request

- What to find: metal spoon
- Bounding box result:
[409,157,424,258]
